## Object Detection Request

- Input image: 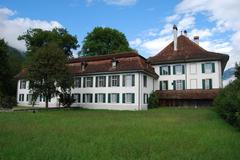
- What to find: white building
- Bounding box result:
[16,25,229,109]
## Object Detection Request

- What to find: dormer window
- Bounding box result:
[112,58,118,68]
[81,62,87,71]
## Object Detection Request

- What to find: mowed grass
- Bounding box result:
[0,108,240,160]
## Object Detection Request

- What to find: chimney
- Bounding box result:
[193,36,199,45]
[173,24,178,51]
[183,30,187,37]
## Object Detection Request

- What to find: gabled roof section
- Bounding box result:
[148,35,229,71]
[68,52,158,78]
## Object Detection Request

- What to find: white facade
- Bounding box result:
[17,72,155,110]
[153,60,222,91]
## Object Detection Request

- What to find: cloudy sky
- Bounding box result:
[0,0,240,69]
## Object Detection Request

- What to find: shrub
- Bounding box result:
[148,92,159,109]
[214,79,240,129]
[0,96,16,109]
[59,93,75,108]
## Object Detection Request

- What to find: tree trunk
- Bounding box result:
[45,96,49,109]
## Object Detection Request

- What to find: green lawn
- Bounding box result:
[0,108,240,160]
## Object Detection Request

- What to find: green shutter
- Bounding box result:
[132,94,135,103]
[117,76,120,86]
[122,93,125,103]
[173,66,176,75]
[83,94,85,103]
[166,81,168,90]
[183,80,185,90]
[182,65,185,74]
[78,94,81,103]
[132,75,135,86]
[95,94,98,103]
[212,63,215,73]
[108,94,111,103]
[117,94,120,103]
[202,64,205,73]
[173,81,176,90]
[160,81,162,90]
[202,79,205,89]
[83,77,86,88]
[103,94,106,103]
[104,77,106,87]
[91,77,93,87]
[96,77,98,87]
[168,66,171,75]
[210,79,212,89]
[122,75,126,86]
[108,76,112,87]
[160,67,162,75]
[90,94,93,103]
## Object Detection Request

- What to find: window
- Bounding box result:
[108,75,120,87]
[202,63,215,73]
[123,74,135,87]
[83,77,93,87]
[20,80,26,89]
[95,93,106,103]
[108,93,119,103]
[143,93,148,104]
[202,79,212,89]
[72,93,81,103]
[19,94,24,101]
[83,94,93,103]
[160,81,168,90]
[96,76,106,87]
[73,77,81,88]
[160,66,171,75]
[173,65,185,75]
[122,93,135,104]
[143,75,147,87]
[173,80,185,90]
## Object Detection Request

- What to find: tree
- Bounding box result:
[81,27,133,56]
[18,28,79,57]
[0,39,11,96]
[27,43,73,108]
[235,62,240,80]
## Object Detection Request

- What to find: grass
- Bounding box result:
[0,108,240,160]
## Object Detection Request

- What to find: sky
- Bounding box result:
[0,0,240,69]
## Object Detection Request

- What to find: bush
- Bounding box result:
[59,93,75,108]
[0,96,17,109]
[214,79,240,129]
[148,92,159,109]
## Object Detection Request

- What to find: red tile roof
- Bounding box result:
[148,35,229,71]
[156,89,221,100]
[15,52,159,79]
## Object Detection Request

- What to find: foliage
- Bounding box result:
[214,79,240,129]
[18,28,79,57]
[235,62,240,80]
[59,93,75,108]
[1,108,240,160]
[148,91,159,109]
[27,43,73,108]
[0,95,16,109]
[81,27,133,56]
[0,39,11,97]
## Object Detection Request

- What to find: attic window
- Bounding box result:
[112,58,118,68]
[81,62,87,71]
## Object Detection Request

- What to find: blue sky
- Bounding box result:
[0,0,240,69]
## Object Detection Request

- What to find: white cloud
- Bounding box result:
[86,0,137,6]
[104,0,137,6]
[177,15,195,31]
[0,7,62,51]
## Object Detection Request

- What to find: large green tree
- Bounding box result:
[28,43,73,108]
[18,28,79,57]
[81,27,133,56]
[0,39,11,97]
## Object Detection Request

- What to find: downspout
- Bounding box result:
[138,72,141,110]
